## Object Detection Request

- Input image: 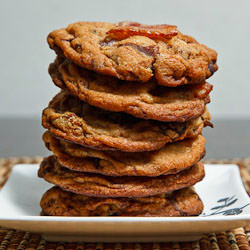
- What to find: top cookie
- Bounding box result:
[48,21,218,86]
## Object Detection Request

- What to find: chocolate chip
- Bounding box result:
[208,63,216,75]
[91,158,101,169]
[120,43,155,57]
[74,44,82,53]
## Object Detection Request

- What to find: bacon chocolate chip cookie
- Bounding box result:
[41,186,203,216]
[38,156,205,198]
[49,57,212,122]
[43,131,205,177]
[48,21,218,86]
[42,91,211,152]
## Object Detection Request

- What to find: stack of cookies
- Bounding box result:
[38,21,218,216]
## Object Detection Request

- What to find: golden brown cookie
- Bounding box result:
[41,186,203,216]
[48,21,218,86]
[49,57,212,122]
[43,131,206,176]
[42,91,211,152]
[38,156,205,198]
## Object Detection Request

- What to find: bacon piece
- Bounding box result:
[107,22,178,41]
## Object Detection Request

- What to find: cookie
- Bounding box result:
[42,91,211,152]
[41,186,203,216]
[43,131,206,176]
[38,156,205,198]
[48,21,218,86]
[49,57,212,122]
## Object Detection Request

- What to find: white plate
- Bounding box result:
[0,164,250,242]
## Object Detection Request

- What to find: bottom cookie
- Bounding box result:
[40,186,203,217]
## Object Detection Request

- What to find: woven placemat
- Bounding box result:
[0,157,250,250]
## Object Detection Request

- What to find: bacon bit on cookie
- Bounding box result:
[107,22,178,41]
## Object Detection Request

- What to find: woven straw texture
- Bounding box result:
[0,157,250,250]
